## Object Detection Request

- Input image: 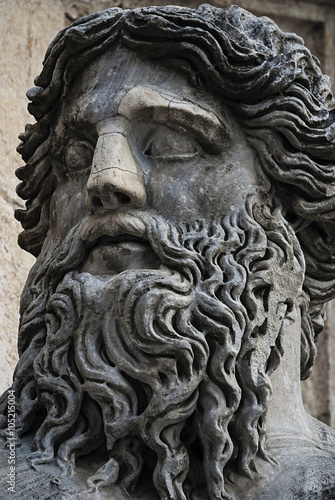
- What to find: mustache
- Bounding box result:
[43,209,245,295]
[80,212,148,247]
[61,211,212,281]
[41,211,160,281]
[26,209,206,322]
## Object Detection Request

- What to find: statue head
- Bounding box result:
[3,4,335,499]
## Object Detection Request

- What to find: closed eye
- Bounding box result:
[63,138,95,174]
[143,125,199,161]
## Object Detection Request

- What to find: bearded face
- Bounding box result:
[2,46,306,500]
[10,197,304,499]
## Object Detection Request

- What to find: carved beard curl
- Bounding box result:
[4,196,304,500]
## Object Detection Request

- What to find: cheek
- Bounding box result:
[146,160,254,222]
[145,170,214,222]
[49,180,89,238]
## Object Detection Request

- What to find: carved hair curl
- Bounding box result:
[16,4,335,377]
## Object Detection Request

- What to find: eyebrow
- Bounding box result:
[117,86,226,152]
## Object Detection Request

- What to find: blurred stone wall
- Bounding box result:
[0,0,334,427]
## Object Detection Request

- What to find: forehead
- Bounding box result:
[61,45,235,128]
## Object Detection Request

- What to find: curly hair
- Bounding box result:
[15,4,335,379]
[1,201,305,498]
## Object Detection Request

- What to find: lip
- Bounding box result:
[80,214,161,275]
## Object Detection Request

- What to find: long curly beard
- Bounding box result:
[0,196,304,500]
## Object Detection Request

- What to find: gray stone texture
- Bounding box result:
[1,3,335,498]
[1,0,335,430]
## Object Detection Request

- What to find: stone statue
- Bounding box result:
[1,4,335,499]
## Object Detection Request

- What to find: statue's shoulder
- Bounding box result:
[268,450,335,500]
[226,419,335,500]
[227,452,335,500]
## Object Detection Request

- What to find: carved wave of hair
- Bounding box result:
[232,199,305,474]
[0,221,87,438]
[142,217,246,498]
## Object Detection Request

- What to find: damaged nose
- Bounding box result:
[86,131,146,211]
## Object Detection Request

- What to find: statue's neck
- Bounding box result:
[265,306,314,445]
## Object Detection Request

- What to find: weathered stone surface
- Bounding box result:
[1,0,335,432]
[1,5,335,499]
